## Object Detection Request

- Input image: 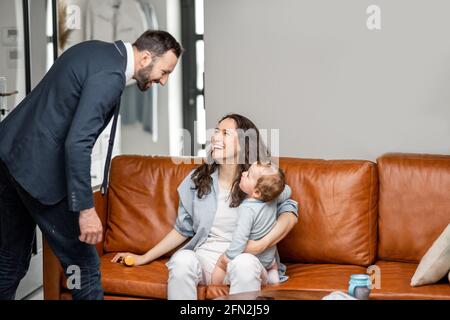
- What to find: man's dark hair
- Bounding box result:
[133,30,183,58]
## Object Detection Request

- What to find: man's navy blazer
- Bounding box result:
[0,40,127,212]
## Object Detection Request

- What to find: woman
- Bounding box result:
[112,114,298,299]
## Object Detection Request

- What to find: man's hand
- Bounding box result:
[79,208,103,245]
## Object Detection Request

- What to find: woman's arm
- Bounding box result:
[111,228,188,265]
[141,228,188,263]
[112,170,196,266]
[244,212,298,255]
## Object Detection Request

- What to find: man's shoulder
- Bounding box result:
[67,40,111,51]
[60,40,124,66]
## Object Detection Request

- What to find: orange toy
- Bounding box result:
[123,255,135,267]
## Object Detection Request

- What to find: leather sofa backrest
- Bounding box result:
[277,158,378,266]
[377,153,450,263]
[104,156,200,255]
[104,156,379,266]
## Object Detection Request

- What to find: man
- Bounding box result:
[0,30,182,300]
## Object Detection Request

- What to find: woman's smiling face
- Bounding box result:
[211,117,240,164]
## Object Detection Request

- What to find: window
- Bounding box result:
[181,0,205,156]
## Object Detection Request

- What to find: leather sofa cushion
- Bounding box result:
[100,253,171,299]
[61,253,206,300]
[104,156,199,255]
[370,261,450,300]
[278,158,378,266]
[60,292,149,300]
[206,261,450,300]
[205,263,368,300]
[377,153,450,262]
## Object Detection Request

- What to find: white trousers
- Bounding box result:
[166,250,273,300]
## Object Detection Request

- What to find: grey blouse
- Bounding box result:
[173,168,299,281]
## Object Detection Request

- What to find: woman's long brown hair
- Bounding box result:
[191,114,270,207]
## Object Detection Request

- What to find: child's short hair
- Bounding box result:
[254,161,285,202]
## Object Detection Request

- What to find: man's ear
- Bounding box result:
[140,50,153,68]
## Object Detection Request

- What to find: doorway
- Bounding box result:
[0,0,57,300]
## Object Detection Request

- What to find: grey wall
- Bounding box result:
[204,0,450,160]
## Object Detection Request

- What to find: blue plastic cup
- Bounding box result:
[348,274,372,298]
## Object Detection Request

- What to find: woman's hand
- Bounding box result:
[111,252,147,266]
[244,239,269,255]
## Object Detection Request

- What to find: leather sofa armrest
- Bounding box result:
[43,238,63,300]
[93,189,108,256]
[43,189,108,300]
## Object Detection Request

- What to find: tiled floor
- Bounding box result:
[24,287,44,300]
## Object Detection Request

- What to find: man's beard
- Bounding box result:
[135,63,154,91]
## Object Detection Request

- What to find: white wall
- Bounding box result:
[166,0,183,157]
[0,0,48,300]
[120,0,183,157]
[29,0,48,88]
[120,0,171,156]
[0,0,26,111]
[204,0,450,160]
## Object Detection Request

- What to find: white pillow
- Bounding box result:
[411,223,450,287]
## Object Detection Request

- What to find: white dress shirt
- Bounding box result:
[124,42,134,83]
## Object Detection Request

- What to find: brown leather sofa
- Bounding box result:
[43,153,450,300]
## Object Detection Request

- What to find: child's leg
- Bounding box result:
[211,264,227,285]
[267,261,280,284]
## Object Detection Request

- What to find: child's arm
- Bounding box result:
[245,185,298,255]
[211,206,256,284]
[225,206,255,261]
